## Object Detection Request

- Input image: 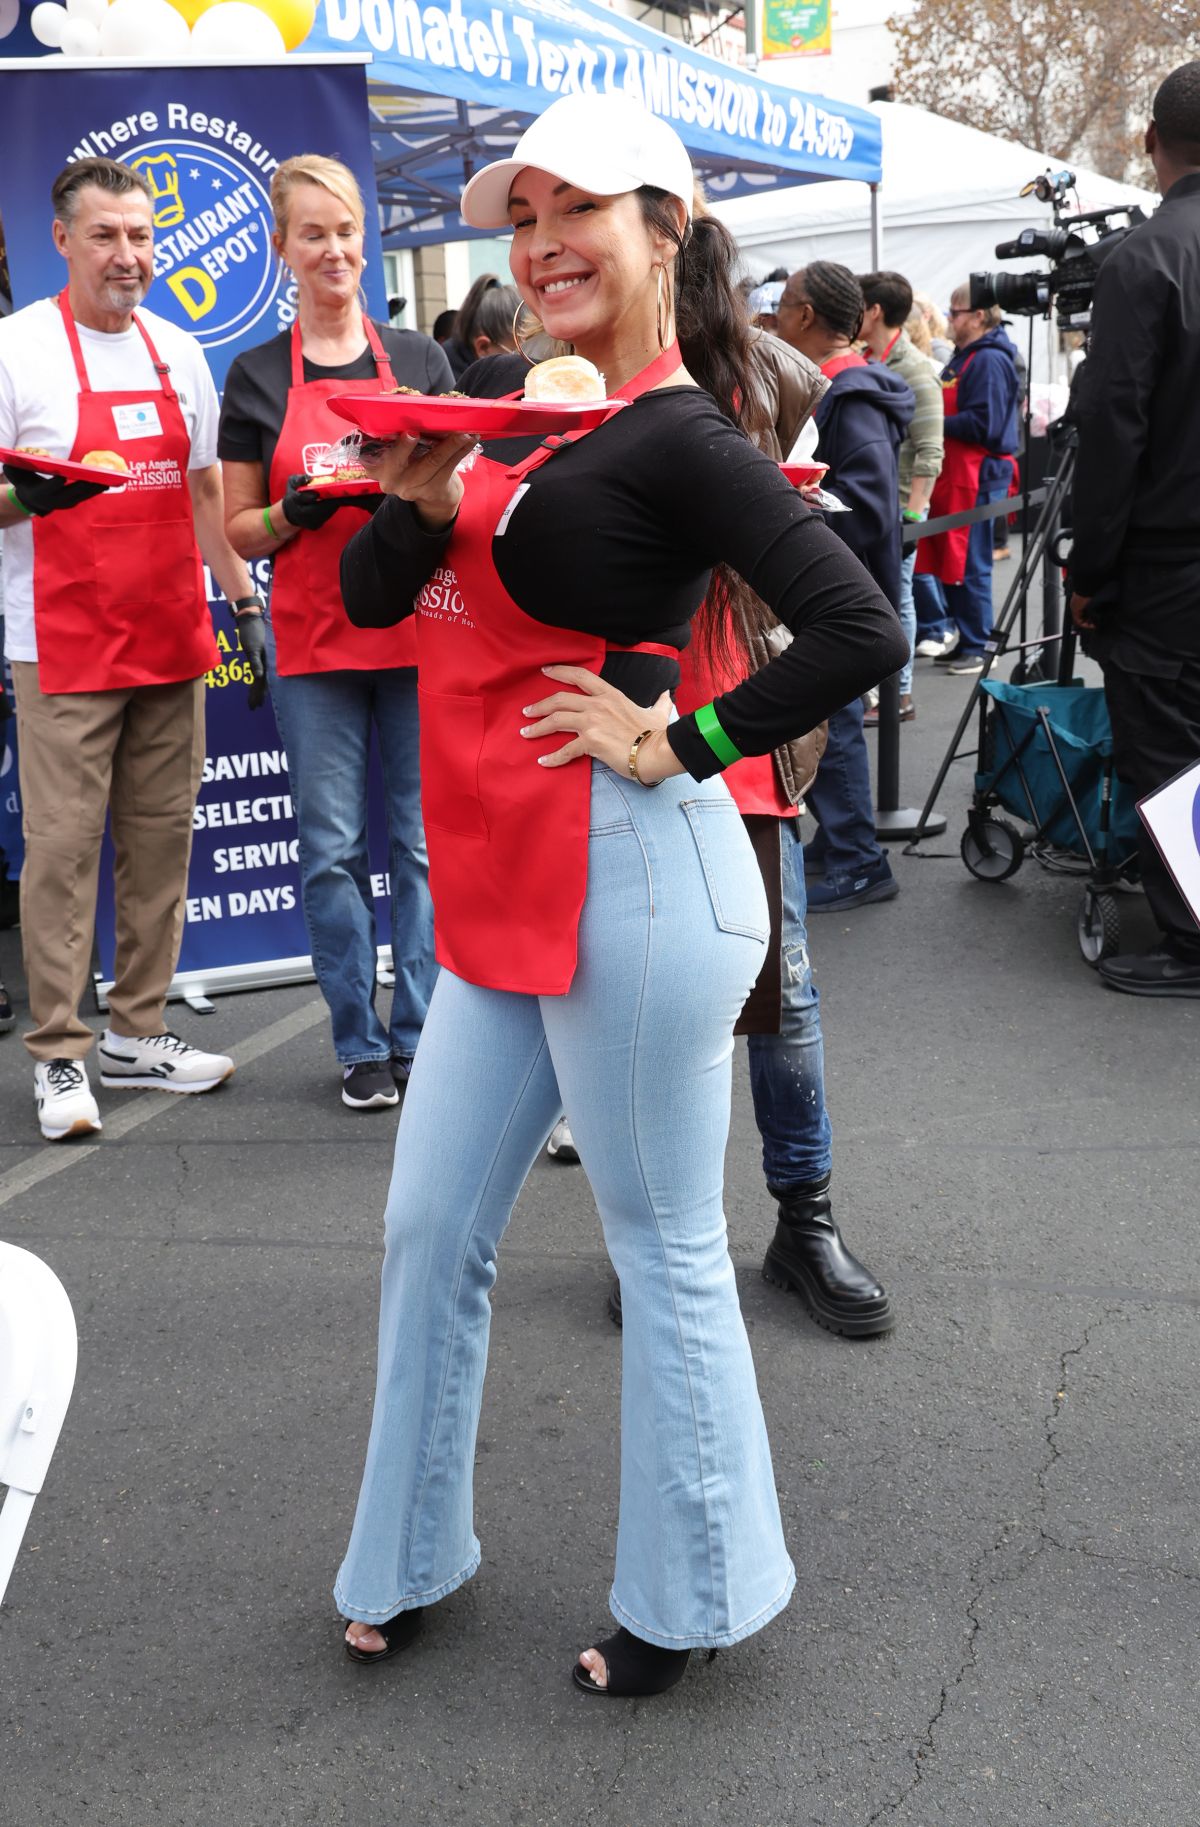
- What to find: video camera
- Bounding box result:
[969,169,1147,329]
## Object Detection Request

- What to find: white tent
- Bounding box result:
[712,101,1156,383]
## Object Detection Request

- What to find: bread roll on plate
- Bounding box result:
[524,356,606,403]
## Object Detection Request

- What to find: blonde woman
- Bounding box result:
[220,157,452,1109]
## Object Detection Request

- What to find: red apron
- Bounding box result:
[417,345,681,995]
[31,291,216,694]
[269,318,416,674]
[676,630,793,818]
[914,352,1015,587]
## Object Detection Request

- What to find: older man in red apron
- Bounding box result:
[0,158,257,1142]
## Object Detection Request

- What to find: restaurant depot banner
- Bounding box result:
[0,58,385,389]
[761,0,831,61]
[0,58,397,998]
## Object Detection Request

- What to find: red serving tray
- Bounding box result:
[780,462,829,488]
[300,474,382,496]
[0,444,129,485]
[328,393,627,441]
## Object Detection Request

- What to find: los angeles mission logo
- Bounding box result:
[416,566,474,629]
[70,105,286,349]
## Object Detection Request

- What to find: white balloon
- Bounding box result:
[59,13,101,50]
[189,2,286,56]
[99,0,189,56]
[66,0,108,24]
[30,2,68,46]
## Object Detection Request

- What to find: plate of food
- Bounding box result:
[329,357,628,442]
[300,470,382,496]
[780,462,829,489]
[0,444,131,486]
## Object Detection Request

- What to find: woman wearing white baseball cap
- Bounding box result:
[334,92,905,1696]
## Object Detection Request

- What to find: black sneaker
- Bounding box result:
[341,1062,400,1110]
[0,978,14,1034]
[390,1053,415,1087]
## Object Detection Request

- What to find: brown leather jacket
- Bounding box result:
[741,333,830,799]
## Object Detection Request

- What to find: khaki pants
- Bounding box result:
[11,664,206,1062]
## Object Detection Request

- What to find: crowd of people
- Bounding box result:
[0,62,1197,1699]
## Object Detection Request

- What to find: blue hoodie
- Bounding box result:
[814,359,915,609]
[942,325,1020,489]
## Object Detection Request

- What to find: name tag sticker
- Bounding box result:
[112,401,163,441]
[495,482,530,538]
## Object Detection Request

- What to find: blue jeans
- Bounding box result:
[747,822,832,1188]
[266,630,437,1064]
[913,571,949,641]
[335,764,796,1650]
[897,546,917,695]
[803,699,883,880]
[944,483,1008,657]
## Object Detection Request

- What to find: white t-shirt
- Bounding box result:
[0,297,219,662]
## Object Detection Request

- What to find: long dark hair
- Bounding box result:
[638,186,776,673]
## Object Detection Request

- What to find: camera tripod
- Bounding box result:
[905,426,1077,846]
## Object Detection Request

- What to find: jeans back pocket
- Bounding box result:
[681,798,769,941]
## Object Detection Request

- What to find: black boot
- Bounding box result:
[762,1176,894,1338]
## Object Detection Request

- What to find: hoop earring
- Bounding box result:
[512,302,542,364]
[655,266,670,353]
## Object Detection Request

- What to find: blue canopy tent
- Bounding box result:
[304,0,884,249]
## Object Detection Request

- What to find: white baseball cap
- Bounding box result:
[461,93,694,231]
[748,281,785,317]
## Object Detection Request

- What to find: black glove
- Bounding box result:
[3,461,109,517]
[280,473,382,530]
[236,612,268,711]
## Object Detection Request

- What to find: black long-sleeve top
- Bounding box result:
[340,366,906,780]
[1071,173,1200,603]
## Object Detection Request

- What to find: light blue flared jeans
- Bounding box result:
[335,763,797,1650]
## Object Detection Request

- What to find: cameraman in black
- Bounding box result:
[1070,61,1200,997]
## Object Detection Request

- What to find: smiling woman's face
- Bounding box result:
[506,168,669,354]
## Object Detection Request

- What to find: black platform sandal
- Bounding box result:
[343,1606,424,1664]
[572,1625,716,1698]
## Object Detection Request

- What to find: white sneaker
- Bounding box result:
[546,1117,580,1164]
[98,1029,234,1093]
[34,1058,102,1141]
[914,635,948,658]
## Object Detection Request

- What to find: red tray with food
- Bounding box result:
[0,444,130,485]
[299,474,382,496]
[779,462,829,489]
[328,394,627,442]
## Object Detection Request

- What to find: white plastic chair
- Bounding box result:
[0,1241,78,1606]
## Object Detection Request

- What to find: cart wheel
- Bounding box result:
[1078,891,1121,967]
[961,816,1025,882]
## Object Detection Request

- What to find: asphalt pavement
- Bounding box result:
[2,574,1198,1826]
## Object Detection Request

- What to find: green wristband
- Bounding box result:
[694,701,743,768]
[5,484,32,518]
[263,503,279,539]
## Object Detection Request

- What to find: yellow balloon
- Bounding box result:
[163,0,220,26]
[249,0,316,50]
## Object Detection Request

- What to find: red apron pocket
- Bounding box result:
[89,520,196,618]
[418,686,490,839]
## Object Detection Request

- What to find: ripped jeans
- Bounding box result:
[746,820,833,1190]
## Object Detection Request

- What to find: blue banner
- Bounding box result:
[93,580,394,991]
[0,59,385,388]
[0,58,395,995]
[305,0,882,245]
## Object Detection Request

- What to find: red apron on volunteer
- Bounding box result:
[268,318,416,673]
[415,344,681,995]
[914,352,1015,588]
[31,290,217,694]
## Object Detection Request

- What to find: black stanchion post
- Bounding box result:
[873,658,946,842]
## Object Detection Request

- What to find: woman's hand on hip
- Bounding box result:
[521,666,683,784]
[359,432,478,532]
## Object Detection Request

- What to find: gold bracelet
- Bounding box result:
[628,729,663,788]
